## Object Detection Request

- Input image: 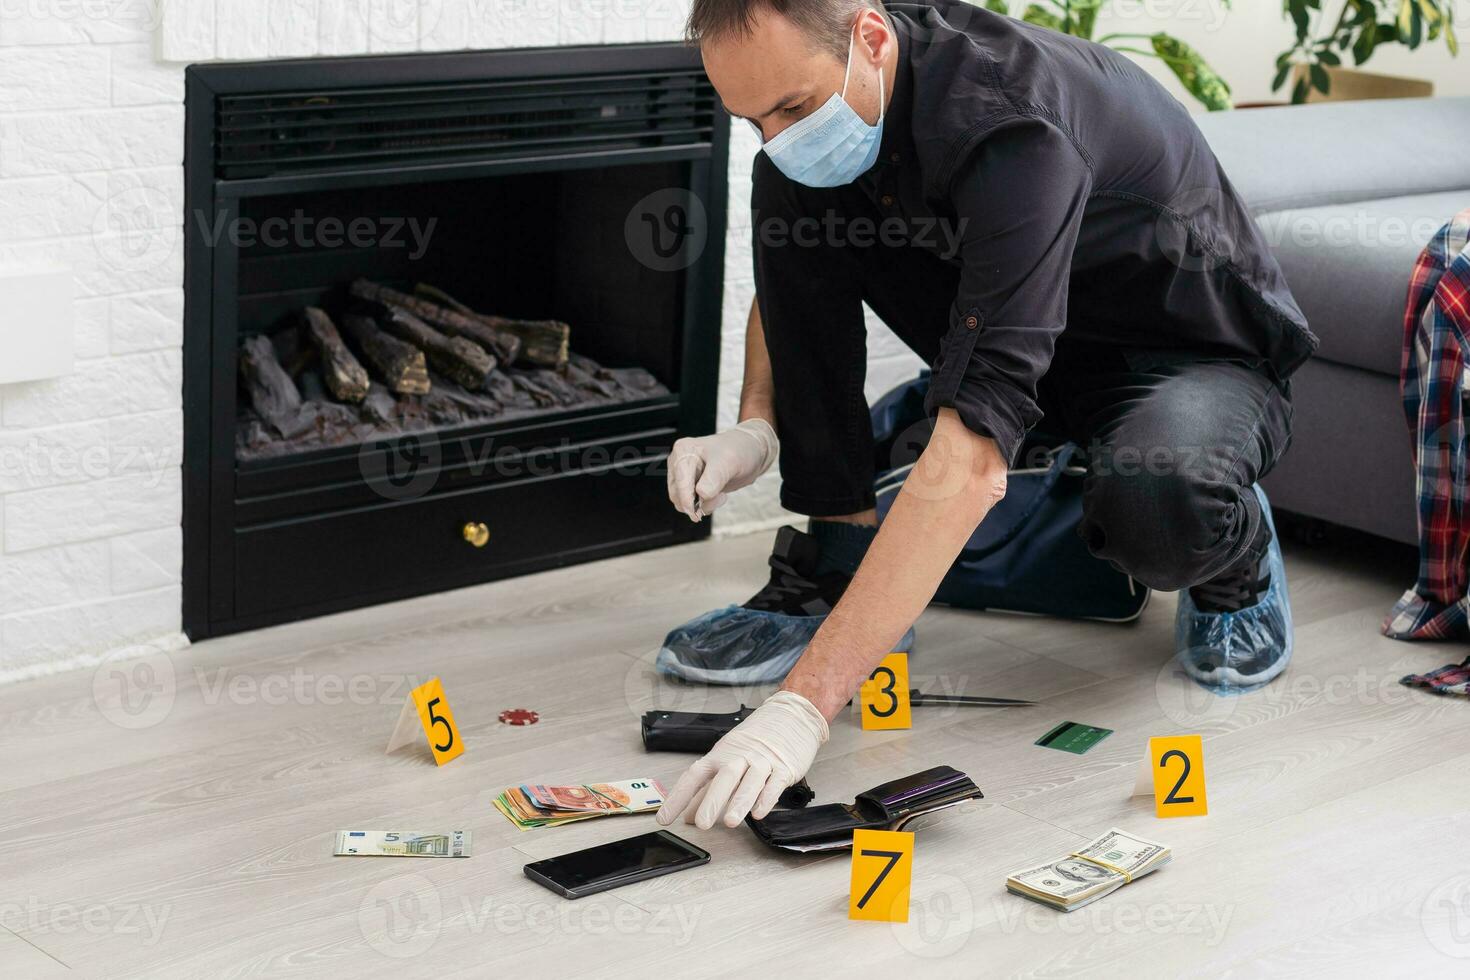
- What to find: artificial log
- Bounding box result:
[562,355,622,400]
[482,371,535,410]
[476,313,570,370]
[360,384,398,425]
[431,314,517,370]
[350,279,521,366]
[271,326,316,379]
[414,283,570,370]
[298,370,328,403]
[376,307,498,391]
[240,334,301,419]
[603,364,665,400]
[340,313,432,395]
[303,307,370,403]
[513,370,582,408]
[421,377,509,425]
[239,334,307,437]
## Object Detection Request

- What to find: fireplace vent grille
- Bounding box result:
[215,70,717,179]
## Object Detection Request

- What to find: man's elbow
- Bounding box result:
[913,408,1009,508]
[971,457,1008,508]
[962,434,1007,508]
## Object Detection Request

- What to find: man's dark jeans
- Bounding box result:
[762,239,1294,593]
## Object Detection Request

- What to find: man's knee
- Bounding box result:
[1079,463,1244,592]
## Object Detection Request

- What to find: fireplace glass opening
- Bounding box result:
[235,164,685,461]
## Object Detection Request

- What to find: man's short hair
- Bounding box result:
[686,0,887,62]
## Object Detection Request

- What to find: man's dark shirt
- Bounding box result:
[750,0,1317,463]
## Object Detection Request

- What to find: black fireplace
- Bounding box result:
[183,44,729,639]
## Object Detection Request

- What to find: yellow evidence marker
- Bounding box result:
[1146,734,1207,817]
[849,829,915,922]
[385,677,465,766]
[859,652,912,731]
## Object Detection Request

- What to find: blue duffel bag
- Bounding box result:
[871,374,1149,623]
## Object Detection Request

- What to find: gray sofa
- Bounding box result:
[1195,97,1470,545]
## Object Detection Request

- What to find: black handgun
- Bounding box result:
[640,705,815,808]
[640,705,756,752]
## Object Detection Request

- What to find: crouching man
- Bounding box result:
[657,0,1314,831]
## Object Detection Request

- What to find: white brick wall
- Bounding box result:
[0,0,779,684]
[0,1,190,681]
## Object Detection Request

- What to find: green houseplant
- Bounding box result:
[1275,0,1459,103]
[983,0,1235,110]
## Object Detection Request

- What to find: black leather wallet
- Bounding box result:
[745,766,983,852]
[640,705,815,809]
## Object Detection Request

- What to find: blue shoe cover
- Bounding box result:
[1174,484,1293,695]
[656,605,916,686]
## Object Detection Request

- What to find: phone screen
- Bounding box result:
[525,831,708,896]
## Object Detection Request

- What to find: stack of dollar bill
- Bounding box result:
[334,830,471,857]
[1006,829,1170,911]
[494,778,666,831]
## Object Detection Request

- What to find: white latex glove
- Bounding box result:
[655,691,829,830]
[666,418,779,522]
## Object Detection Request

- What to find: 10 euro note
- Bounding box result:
[334,830,472,857]
[523,779,667,813]
[496,778,668,830]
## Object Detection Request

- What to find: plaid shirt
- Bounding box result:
[1384,207,1470,641]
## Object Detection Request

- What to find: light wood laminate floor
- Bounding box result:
[2,527,1468,978]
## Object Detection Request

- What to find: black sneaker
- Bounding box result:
[742,526,853,615]
[656,525,916,685]
[1187,551,1271,614]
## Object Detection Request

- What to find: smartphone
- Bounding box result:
[523,830,710,900]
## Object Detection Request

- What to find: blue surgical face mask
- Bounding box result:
[760,29,885,188]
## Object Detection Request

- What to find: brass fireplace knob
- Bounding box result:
[461,522,490,548]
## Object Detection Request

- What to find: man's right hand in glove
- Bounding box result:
[655,690,828,829]
[666,418,779,522]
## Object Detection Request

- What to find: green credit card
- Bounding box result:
[1035,721,1114,755]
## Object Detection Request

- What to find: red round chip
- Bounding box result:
[499,708,539,726]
